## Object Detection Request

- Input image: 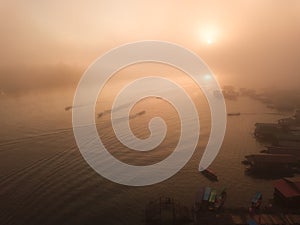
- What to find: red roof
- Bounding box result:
[274,178,300,198]
[284,177,300,190]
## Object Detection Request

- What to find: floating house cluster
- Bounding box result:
[241,110,300,209]
[243,110,300,176]
[145,101,300,225]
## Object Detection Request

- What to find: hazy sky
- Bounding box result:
[1,0,300,92]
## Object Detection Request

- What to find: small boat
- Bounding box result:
[203,187,211,202]
[97,112,104,118]
[214,188,227,210]
[65,106,72,111]
[259,149,268,153]
[136,110,146,116]
[201,169,218,181]
[227,112,241,116]
[250,192,262,210]
[209,189,217,203]
[129,110,146,119]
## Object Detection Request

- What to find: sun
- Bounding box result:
[199,26,219,45]
[207,38,213,45]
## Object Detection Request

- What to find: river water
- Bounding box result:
[0,85,289,225]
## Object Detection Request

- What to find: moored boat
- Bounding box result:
[209,189,217,203]
[203,187,211,202]
[227,112,241,116]
[214,187,227,210]
[250,192,262,212]
[195,187,227,211]
[201,169,218,181]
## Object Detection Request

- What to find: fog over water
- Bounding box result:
[1,1,300,225]
[1,0,300,93]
